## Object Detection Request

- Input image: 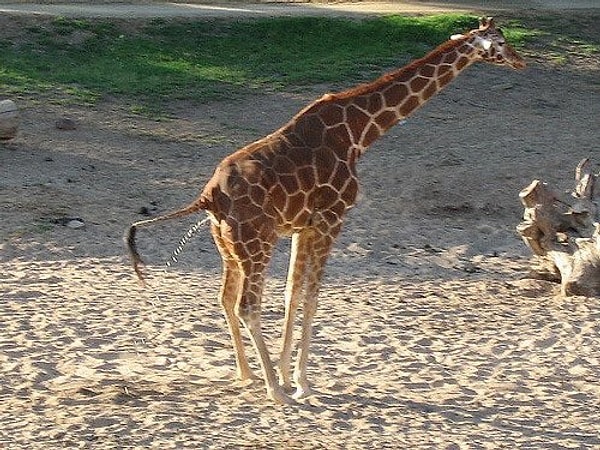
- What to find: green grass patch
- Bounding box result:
[505,13,600,67]
[0,14,536,110]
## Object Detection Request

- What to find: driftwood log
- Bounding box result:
[0,99,19,140]
[517,159,600,296]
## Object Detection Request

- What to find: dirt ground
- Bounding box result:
[1,4,600,449]
[2,0,600,19]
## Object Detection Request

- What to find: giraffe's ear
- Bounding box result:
[479,16,495,30]
[450,34,464,40]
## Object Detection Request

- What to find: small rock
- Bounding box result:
[66,219,85,229]
[55,117,77,130]
[0,99,19,140]
[138,203,158,216]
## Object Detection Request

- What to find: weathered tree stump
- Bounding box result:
[0,99,19,140]
[517,159,600,296]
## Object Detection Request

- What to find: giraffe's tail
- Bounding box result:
[124,199,207,287]
[166,215,212,269]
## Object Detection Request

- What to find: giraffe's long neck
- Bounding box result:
[289,35,482,157]
[355,36,481,147]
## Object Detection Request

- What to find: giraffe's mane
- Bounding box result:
[328,37,466,100]
[278,33,471,145]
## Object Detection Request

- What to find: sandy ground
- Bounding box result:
[2,3,600,449]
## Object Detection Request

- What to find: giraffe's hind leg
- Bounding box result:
[293,221,342,400]
[236,244,294,404]
[211,223,255,381]
[279,231,309,391]
[215,220,293,404]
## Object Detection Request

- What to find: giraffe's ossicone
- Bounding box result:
[125,17,525,404]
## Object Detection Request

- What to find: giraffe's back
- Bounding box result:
[200,127,359,237]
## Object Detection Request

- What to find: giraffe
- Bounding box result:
[125,17,525,404]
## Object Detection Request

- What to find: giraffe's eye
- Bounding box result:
[498,41,505,47]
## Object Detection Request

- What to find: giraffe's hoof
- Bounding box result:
[237,370,260,382]
[269,388,295,405]
[280,381,294,394]
[234,378,260,388]
[292,385,313,400]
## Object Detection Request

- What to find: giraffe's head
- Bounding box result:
[452,17,526,70]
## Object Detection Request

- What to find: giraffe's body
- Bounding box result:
[125,18,525,404]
